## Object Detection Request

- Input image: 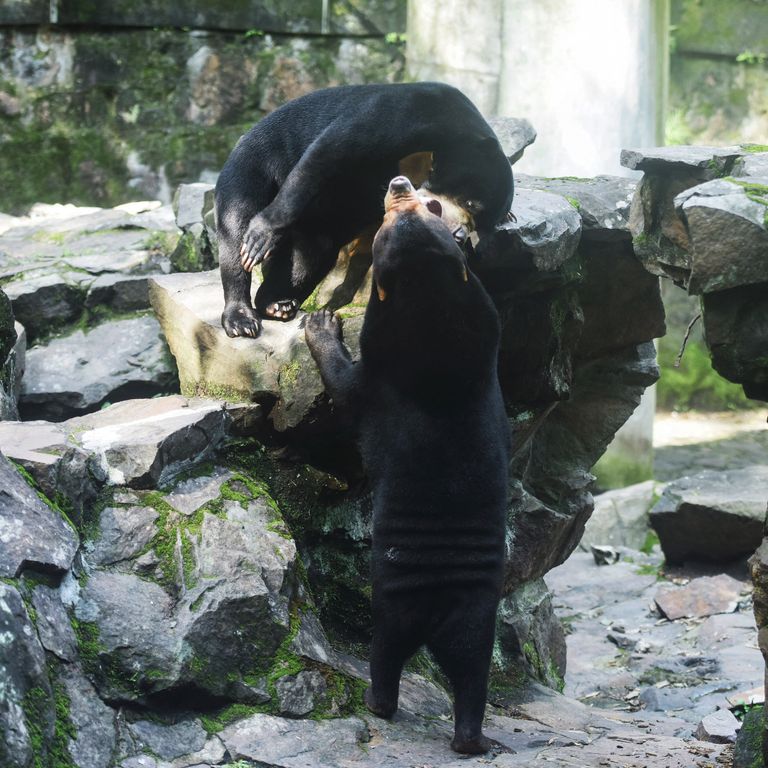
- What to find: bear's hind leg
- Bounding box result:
[428,597,501,755]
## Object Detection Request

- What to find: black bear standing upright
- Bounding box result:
[215,82,514,338]
[305,176,510,755]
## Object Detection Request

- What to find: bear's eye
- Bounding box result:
[465,200,482,214]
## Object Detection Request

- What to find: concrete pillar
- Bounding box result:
[406,0,504,115]
[407,0,669,176]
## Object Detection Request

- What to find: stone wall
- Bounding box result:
[0,1,406,214]
[669,0,768,145]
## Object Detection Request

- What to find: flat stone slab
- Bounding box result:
[733,150,768,178]
[0,200,176,341]
[675,177,768,294]
[20,314,177,421]
[0,451,78,577]
[620,145,743,175]
[695,708,741,744]
[149,269,365,430]
[519,174,636,241]
[655,574,747,620]
[0,395,242,490]
[649,466,768,564]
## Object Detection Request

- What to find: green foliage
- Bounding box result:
[656,338,756,411]
[592,453,653,491]
[736,50,767,65]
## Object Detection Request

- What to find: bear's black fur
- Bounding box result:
[215,82,514,337]
[305,176,510,754]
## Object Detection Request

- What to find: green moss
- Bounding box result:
[9,460,78,533]
[22,686,48,768]
[180,380,251,403]
[279,360,301,389]
[564,195,581,211]
[742,143,768,154]
[640,529,660,555]
[200,703,269,735]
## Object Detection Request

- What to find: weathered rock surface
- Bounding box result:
[1,315,25,420]
[696,708,741,743]
[0,581,55,768]
[0,451,78,577]
[580,480,657,551]
[19,314,177,421]
[0,396,249,523]
[0,201,177,342]
[487,117,537,164]
[650,466,768,564]
[518,174,637,241]
[655,574,747,620]
[675,177,768,295]
[621,145,743,175]
[701,281,768,401]
[733,150,768,178]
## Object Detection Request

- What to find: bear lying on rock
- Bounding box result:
[215,82,514,338]
[305,176,510,754]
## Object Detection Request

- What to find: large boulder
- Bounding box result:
[650,466,768,564]
[19,314,177,421]
[675,177,768,295]
[0,451,78,578]
[0,395,253,522]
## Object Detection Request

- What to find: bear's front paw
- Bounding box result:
[240,214,284,272]
[221,302,262,338]
[304,309,343,350]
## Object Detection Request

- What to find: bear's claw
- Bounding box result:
[222,303,262,338]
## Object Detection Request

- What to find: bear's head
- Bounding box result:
[371,176,469,306]
[427,136,514,237]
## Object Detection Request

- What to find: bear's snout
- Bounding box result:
[388,176,414,195]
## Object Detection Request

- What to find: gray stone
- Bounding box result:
[0,582,54,768]
[495,579,566,692]
[127,719,207,761]
[1,319,25,421]
[580,480,657,552]
[487,117,537,164]
[173,183,215,231]
[701,281,768,401]
[289,607,335,665]
[165,466,234,516]
[620,145,743,175]
[733,151,768,178]
[275,670,328,717]
[219,714,369,766]
[75,570,181,699]
[650,466,768,564]
[675,177,768,295]
[85,273,154,312]
[60,665,117,768]
[0,451,78,577]
[88,505,159,566]
[65,395,233,488]
[30,584,78,661]
[479,186,582,277]
[519,174,637,241]
[149,270,365,430]
[655,574,746,620]
[73,470,305,704]
[695,708,741,744]
[0,287,16,365]
[19,315,177,421]
[3,271,86,342]
[0,397,243,513]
